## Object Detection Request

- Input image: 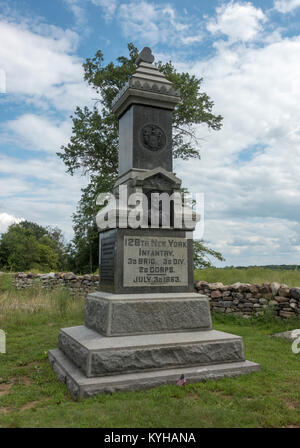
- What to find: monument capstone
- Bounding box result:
[49,47,260,399]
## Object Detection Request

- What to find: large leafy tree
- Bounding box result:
[58,43,224,273]
[0,221,68,272]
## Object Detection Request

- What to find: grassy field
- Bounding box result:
[0,274,300,428]
[195,267,300,287]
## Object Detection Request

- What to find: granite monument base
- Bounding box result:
[49,291,260,399]
[84,291,212,336]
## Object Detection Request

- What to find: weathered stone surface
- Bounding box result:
[291,288,300,300]
[279,311,295,318]
[49,348,260,400]
[270,282,281,295]
[211,290,222,299]
[84,295,109,336]
[208,282,224,290]
[230,282,242,291]
[57,326,246,378]
[278,287,290,297]
[90,339,244,376]
[58,331,89,376]
[85,291,212,336]
[276,296,289,303]
[260,283,271,294]
[194,280,208,290]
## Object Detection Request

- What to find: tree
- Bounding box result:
[0,221,68,272]
[58,43,224,272]
[193,240,225,269]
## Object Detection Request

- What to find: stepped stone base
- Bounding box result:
[58,326,246,377]
[84,292,212,336]
[49,291,260,398]
[49,348,260,400]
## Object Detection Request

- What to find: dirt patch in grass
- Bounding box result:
[215,391,234,399]
[18,376,32,386]
[0,383,13,397]
[0,376,31,397]
[285,400,299,410]
[0,408,10,414]
[20,401,40,412]
[186,393,200,400]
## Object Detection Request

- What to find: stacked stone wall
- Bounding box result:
[195,281,300,318]
[13,272,99,296]
[11,273,300,318]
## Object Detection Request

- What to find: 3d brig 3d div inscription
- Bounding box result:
[49,47,260,399]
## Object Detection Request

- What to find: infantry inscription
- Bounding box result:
[123,236,188,286]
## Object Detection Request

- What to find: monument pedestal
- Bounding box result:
[49,291,260,399]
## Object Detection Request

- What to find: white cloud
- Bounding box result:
[207,1,266,43]
[0,154,87,238]
[274,0,300,13]
[63,0,118,26]
[63,0,87,27]
[117,1,202,46]
[3,114,72,153]
[0,213,24,234]
[91,0,118,22]
[0,18,93,111]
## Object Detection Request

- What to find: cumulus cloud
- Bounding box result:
[274,0,300,13]
[63,0,118,26]
[117,1,202,46]
[91,0,118,22]
[207,1,267,43]
[0,154,87,238]
[0,212,24,234]
[3,114,72,153]
[0,18,93,111]
[63,0,87,28]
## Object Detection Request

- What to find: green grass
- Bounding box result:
[0,286,300,428]
[195,267,300,287]
[0,273,13,293]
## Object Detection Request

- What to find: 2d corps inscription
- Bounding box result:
[123,236,188,286]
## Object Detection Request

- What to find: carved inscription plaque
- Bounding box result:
[123,236,188,287]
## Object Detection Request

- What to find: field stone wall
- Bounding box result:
[12,273,300,318]
[195,281,300,319]
[13,272,99,296]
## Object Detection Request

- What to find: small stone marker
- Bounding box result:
[49,47,260,399]
[0,330,6,354]
[272,330,300,341]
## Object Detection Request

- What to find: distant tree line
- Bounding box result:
[232,265,300,271]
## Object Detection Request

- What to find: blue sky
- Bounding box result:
[1,0,300,267]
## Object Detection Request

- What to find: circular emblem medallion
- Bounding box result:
[140,124,166,152]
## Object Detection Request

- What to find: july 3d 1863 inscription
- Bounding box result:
[49,47,260,399]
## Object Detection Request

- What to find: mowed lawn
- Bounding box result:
[0,278,300,428]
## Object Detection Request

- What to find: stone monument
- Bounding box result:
[49,47,260,399]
